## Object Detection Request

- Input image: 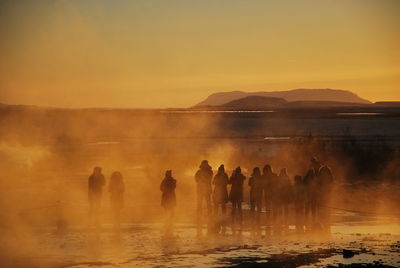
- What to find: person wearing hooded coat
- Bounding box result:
[160,170,176,234]
[229,167,246,233]
[213,164,229,214]
[212,164,229,234]
[195,160,213,216]
[249,167,263,231]
[160,170,177,210]
[194,160,213,234]
[109,171,125,229]
[88,166,105,228]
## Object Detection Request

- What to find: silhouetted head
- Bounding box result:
[294,175,302,185]
[234,166,241,174]
[165,170,172,178]
[279,168,287,176]
[218,164,225,173]
[111,171,122,181]
[252,167,261,176]
[200,160,211,169]
[263,164,272,175]
[93,166,102,174]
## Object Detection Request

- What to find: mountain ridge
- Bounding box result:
[194,88,371,107]
[192,96,370,111]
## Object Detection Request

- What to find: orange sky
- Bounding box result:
[0,0,399,108]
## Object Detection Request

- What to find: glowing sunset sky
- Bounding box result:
[0,0,399,108]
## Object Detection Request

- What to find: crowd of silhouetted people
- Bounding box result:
[190,157,334,236]
[87,157,333,236]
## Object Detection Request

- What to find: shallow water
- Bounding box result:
[15,221,400,268]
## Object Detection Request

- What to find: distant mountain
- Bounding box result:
[285,101,368,108]
[220,96,287,110]
[193,96,368,110]
[194,89,371,107]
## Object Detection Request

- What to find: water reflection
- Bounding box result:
[33,221,400,268]
[336,112,384,116]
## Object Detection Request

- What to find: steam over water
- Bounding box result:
[0,109,399,267]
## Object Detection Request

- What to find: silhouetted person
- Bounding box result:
[317,165,334,232]
[266,166,283,233]
[88,167,105,229]
[278,168,293,231]
[109,171,124,230]
[293,175,306,233]
[160,170,176,235]
[212,164,229,234]
[229,167,246,234]
[262,164,275,233]
[304,157,321,230]
[195,160,213,232]
[195,160,213,214]
[249,167,263,233]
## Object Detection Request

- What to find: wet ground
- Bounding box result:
[6,220,400,268]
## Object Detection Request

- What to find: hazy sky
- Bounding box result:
[0,0,399,108]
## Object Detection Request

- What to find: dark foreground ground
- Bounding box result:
[1,216,400,268]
